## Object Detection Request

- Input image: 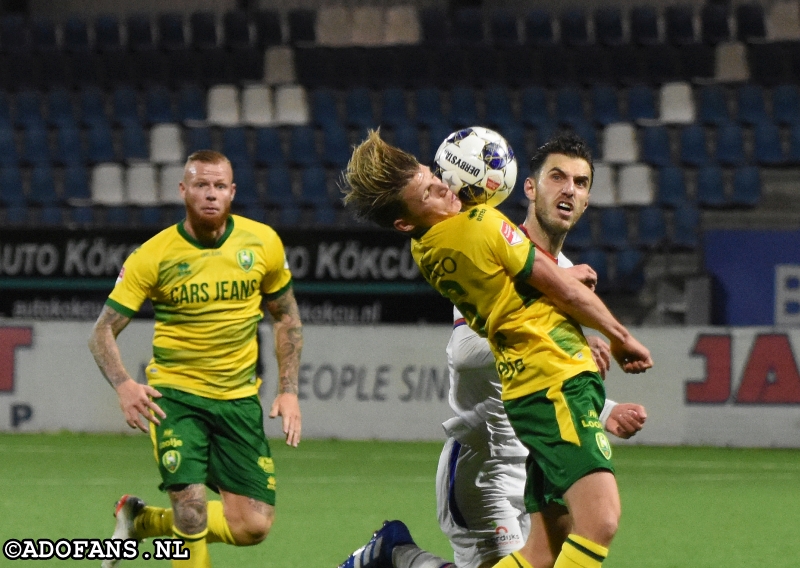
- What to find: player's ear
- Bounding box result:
[393,217,417,233]
[523,176,536,201]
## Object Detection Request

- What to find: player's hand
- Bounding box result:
[269,392,302,447]
[563,264,597,291]
[605,403,647,439]
[610,334,653,374]
[115,379,165,433]
[587,336,611,379]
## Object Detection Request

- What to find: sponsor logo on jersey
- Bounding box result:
[267,475,276,491]
[258,456,275,474]
[177,262,191,276]
[115,267,125,285]
[501,221,523,246]
[237,249,255,272]
[596,432,612,460]
[162,450,182,473]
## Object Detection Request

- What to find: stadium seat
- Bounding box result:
[680,43,716,81]
[737,85,769,125]
[231,162,260,206]
[640,126,672,167]
[14,90,45,129]
[95,14,121,52]
[502,124,526,166]
[207,85,240,126]
[524,10,555,46]
[55,124,85,166]
[532,121,557,152]
[577,248,610,292]
[636,206,668,248]
[126,163,158,205]
[254,10,283,48]
[538,45,577,87]
[20,125,51,165]
[736,3,766,42]
[78,87,107,127]
[659,82,695,124]
[588,163,616,207]
[414,88,445,127]
[520,87,550,128]
[594,7,624,46]
[352,6,385,47]
[265,46,296,86]
[0,165,24,205]
[345,88,375,129]
[39,205,64,226]
[253,127,285,168]
[665,6,696,45]
[555,87,585,127]
[31,17,56,53]
[767,1,800,41]
[158,13,186,51]
[393,125,421,158]
[644,44,682,85]
[150,124,183,164]
[241,85,274,127]
[87,122,116,163]
[316,6,352,47]
[591,85,622,126]
[701,4,731,44]
[185,127,212,155]
[158,164,185,204]
[299,166,331,207]
[715,123,746,166]
[715,42,750,83]
[223,10,250,49]
[288,126,319,167]
[627,86,657,122]
[46,88,77,128]
[138,206,163,227]
[64,16,90,53]
[144,86,175,125]
[273,85,309,126]
[321,124,350,169]
[559,9,589,46]
[679,124,710,167]
[615,248,645,293]
[221,127,251,166]
[265,166,298,207]
[420,8,449,45]
[63,164,91,203]
[564,213,593,250]
[121,122,149,162]
[126,14,155,51]
[630,6,660,45]
[0,14,28,53]
[570,120,599,158]
[453,8,484,44]
[380,88,410,129]
[104,205,133,226]
[310,89,340,130]
[602,123,638,164]
[789,124,800,164]
[5,204,29,225]
[671,205,701,249]
[91,163,125,205]
[618,164,654,206]
[385,5,420,45]
[177,85,205,124]
[0,124,17,166]
[598,207,629,250]
[422,122,452,166]
[748,42,787,87]
[483,87,515,130]
[70,206,95,225]
[490,8,519,46]
[753,121,785,165]
[772,85,800,125]
[449,87,479,128]
[696,165,726,207]
[697,85,730,126]
[730,166,761,207]
[190,11,217,50]
[112,86,140,125]
[657,166,689,208]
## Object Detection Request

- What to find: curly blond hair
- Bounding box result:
[342,130,420,229]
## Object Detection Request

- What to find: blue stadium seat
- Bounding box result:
[696,166,726,208]
[222,127,251,166]
[233,50,265,85]
[736,3,766,43]
[393,125,421,159]
[564,213,593,250]
[31,17,57,52]
[772,85,800,126]
[415,88,445,128]
[594,8,624,46]
[753,121,785,165]
[422,122,452,166]
[730,166,761,207]
[533,121,558,149]
[300,166,330,207]
[679,124,710,167]
[190,11,218,50]
[232,162,260,206]
[265,166,297,207]
[715,123,745,166]
[671,205,700,249]
[631,6,660,45]
[5,204,29,225]
[1,15,29,53]
[29,164,57,205]
[112,86,140,125]
[224,11,251,50]
[615,247,645,293]
[254,127,286,168]
[345,88,375,130]
[288,126,319,167]
[380,88,410,129]
[63,17,90,53]
[657,166,689,209]
[321,124,349,170]
[0,125,18,166]
[158,13,186,51]
[254,10,283,48]
[598,207,629,250]
[278,204,302,227]
[697,85,730,126]
[46,88,77,128]
[0,91,9,129]
[310,89,340,130]
[789,124,800,164]
[95,14,121,52]
[627,85,657,122]
[490,9,519,46]
[524,10,555,46]
[502,125,526,168]
[70,206,95,225]
[484,87,515,130]
[637,206,667,248]
[641,126,671,167]
[453,8,484,44]
[185,127,212,155]
[121,122,149,162]
[570,120,599,159]
[314,205,338,226]
[144,86,175,125]
[0,165,24,205]
[39,205,64,226]
[87,122,116,163]
[139,206,163,227]
[126,14,155,51]
[520,87,550,128]
[737,85,769,125]
[701,4,731,44]
[559,9,589,46]
[21,125,50,166]
[577,248,610,293]
[54,125,85,166]
[1,52,38,91]
[63,164,91,202]
[15,90,45,129]
[591,85,621,126]
[79,87,108,127]
[450,87,479,128]
[555,87,585,127]
[104,206,133,226]
[665,6,696,45]
[177,85,205,124]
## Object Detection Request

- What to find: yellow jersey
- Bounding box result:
[107,215,292,400]
[411,206,597,400]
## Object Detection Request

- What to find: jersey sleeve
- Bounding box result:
[482,208,536,281]
[259,229,293,299]
[106,246,158,317]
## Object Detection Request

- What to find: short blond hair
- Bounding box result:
[342,130,420,229]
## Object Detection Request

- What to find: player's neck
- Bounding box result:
[183,216,229,247]
[521,218,565,258]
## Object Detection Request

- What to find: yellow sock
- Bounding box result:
[205,501,235,545]
[554,534,608,568]
[134,506,173,538]
[171,527,210,568]
[491,551,534,568]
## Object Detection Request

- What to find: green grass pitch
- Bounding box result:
[0,433,798,567]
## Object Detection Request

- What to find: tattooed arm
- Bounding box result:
[264,287,303,447]
[88,305,165,432]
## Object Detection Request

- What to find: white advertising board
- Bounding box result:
[1,321,799,447]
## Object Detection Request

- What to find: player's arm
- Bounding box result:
[264,286,303,447]
[526,253,653,373]
[88,305,165,432]
[601,401,647,439]
[450,323,495,372]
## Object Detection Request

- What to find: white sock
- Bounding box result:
[392,544,454,568]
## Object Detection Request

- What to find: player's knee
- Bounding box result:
[235,515,271,545]
[591,509,620,545]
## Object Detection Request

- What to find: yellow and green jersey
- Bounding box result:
[107,215,292,400]
[411,206,597,400]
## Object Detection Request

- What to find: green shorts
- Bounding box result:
[150,387,276,505]
[504,371,614,514]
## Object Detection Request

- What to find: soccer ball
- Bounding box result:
[433,126,517,207]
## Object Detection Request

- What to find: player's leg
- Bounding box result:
[169,483,212,568]
[216,490,272,545]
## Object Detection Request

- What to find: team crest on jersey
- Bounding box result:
[237,249,255,272]
[162,450,182,473]
[500,221,523,245]
[596,432,612,460]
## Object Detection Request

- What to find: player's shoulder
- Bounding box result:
[134,223,182,255]
[232,214,282,243]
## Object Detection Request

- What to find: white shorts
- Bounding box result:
[435,436,529,568]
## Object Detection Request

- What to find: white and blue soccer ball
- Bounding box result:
[433,126,517,208]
